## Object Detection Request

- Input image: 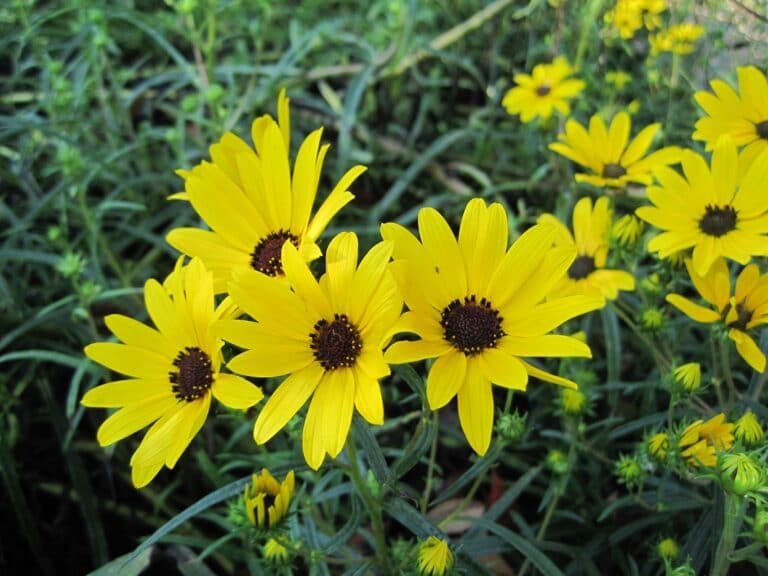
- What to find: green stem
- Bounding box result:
[346,435,392,575]
[420,411,439,514]
[611,301,672,372]
[719,339,737,408]
[712,493,744,576]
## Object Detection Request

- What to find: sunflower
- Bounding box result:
[549,111,681,188]
[693,66,768,169]
[382,199,602,455]
[678,413,734,467]
[166,89,366,293]
[501,57,585,123]
[636,141,768,276]
[218,232,402,470]
[666,258,768,372]
[538,196,635,302]
[82,258,264,488]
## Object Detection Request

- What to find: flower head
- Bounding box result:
[721,453,764,495]
[244,469,295,529]
[678,413,734,467]
[417,536,453,576]
[550,112,681,188]
[648,432,669,460]
[383,199,602,454]
[562,388,588,415]
[673,363,701,392]
[649,23,704,56]
[734,411,764,446]
[615,454,645,488]
[167,90,366,293]
[502,57,585,123]
[666,258,768,372]
[657,538,679,560]
[613,214,645,245]
[263,538,289,563]
[693,66,768,169]
[220,232,402,469]
[82,258,264,487]
[605,0,667,39]
[538,197,635,303]
[637,141,768,276]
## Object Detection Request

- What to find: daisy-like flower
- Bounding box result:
[672,362,701,392]
[693,66,768,169]
[538,196,635,303]
[549,112,681,188]
[666,258,768,372]
[218,232,402,470]
[678,413,734,467]
[612,214,645,245]
[501,56,585,123]
[417,536,453,576]
[648,432,669,459]
[82,258,264,488]
[244,469,295,529]
[382,199,602,454]
[649,23,705,56]
[167,90,366,293]
[637,141,768,276]
[734,411,764,446]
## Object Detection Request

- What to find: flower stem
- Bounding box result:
[346,434,392,575]
[712,492,744,576]
[420,411,440,514]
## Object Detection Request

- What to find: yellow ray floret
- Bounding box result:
[218,232,403,470]
[382,199,603,455]
[82,258,263,488]
[678,413,734,467]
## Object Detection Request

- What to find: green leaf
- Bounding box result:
[431,444,501,506]
[353,417,390,483]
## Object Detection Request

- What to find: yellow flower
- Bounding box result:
[502,57,585,123]
[649,23,705,56]
[549,112,681,188]
[538,197,635,303]
[678,413,734,467]
[383,199,602,454]
[167,90,366,293]
[666,258,768,372]
[613,214,645,245]
[605,0,666,39]
[219,232,402,470]
[657,538,679,560]
[648,432,669,459]
[244,469,295,529]
[721,453,764,495]
[673,362,701,392]
[82,258,264,488]
[263,538,289,562]
[637,139,768,276]
[734,411,764,446]
[693,66,768,169]
[417,536,453,576]
[562,388,588,414]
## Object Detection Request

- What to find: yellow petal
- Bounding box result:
[305,165,365,241]
[212,373,263,409]
[81,379,171,408]
[418,207,467,298]
[85,342,171,379]
[729,329,767,372]
[144,279,185,348]
[291,128,324,234]
[504,295,603,336]
[519,360,577,389]
[281,242,332,319]
[666,294,720,323]
[324,232,358,311]
[476,348,528,390]
[499,335,592,358]
[456,363,494,455]
[426,351,467,410]
[384,339,451,364]
[354,367,384,425]
[96,395,178,446]
[104,315,176,359]
[227,343,314,378]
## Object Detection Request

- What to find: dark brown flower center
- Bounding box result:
[756,120,768,140]
[170,346,213,402]
[699,204,737,237]
[725,302,753,331]
[250,230,300,276]
[536,84,551,96]
[310,314,362,370]
[440,295,504,356]
[568,255,596,280]
[602,163,627,179]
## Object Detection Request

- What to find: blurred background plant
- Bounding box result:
[2,0,768,574]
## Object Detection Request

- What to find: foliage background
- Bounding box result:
[1,0,767,574]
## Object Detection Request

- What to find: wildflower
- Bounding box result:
[641,307,665,331]
[648,432,669,460]
[693,66,768,169]
[638,140,768,276]
[721,453,763,495]
[666,258,768,372]
[82,259,263,488]
[417,536,453,576]
[613,214,645,245]
[615,454,645,488]
[734,411,764,446]
[263,538,289,562]
[606,70,633,91]
[678,413,734,467]
[220,232,402,470]
[605,0,667,39]
[496,410,527,443]
[657,538,679,560]
[649,23,705,56]
[673,363,701,392]
[244,469,295,529]
[562,388,588,415]
[167,89,366,292]
[549,112,681,188]
[538,197,635,303]
[383,199,602,454]
[502,57,585,123]
[547,449,570,475]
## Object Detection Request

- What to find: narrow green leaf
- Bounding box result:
[353,417,390,483]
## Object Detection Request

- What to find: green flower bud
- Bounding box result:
[720,453,764,496]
